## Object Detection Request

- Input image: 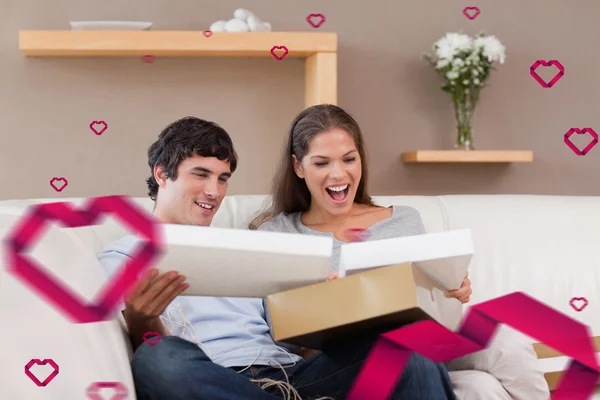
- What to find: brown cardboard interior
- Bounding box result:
[266,262,441,350]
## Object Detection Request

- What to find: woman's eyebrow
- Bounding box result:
[310,150,357,159]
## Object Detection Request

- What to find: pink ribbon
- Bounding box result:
[347,291,599,400]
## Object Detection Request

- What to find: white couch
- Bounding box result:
[1,194,599,399]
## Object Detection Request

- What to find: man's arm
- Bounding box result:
[98,247,188,351]
[122,268,188,350]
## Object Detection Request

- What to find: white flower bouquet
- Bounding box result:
[423,32,506,149]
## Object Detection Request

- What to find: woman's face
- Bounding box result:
[293,128,362,217]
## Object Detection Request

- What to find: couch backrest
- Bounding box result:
[1,194,598,337]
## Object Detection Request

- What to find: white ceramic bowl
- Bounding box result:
[69,21,153,30]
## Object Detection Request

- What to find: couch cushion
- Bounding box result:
[439,195,600,336]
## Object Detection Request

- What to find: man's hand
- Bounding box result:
[123,268,189,348]
[444,272,472,304]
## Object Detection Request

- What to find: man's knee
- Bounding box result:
[403,353,448,381]
[132,336,209,382]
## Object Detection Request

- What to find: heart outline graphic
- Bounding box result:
[570,297,589,312]
[462,7,480,20]
[140,55,155,63]
[3,195,165,323]
[345,228,371,243]
[270,46,289,60]
[564,128,598,156]
[306,13,326,28]
[86,381,129,400]
[530,60,565,88]
[49,177,68,192]
[90,120,108,136]
[142,331,162,346]
[347,292,600,400]
[24,359,59,387]
[202,30,213,38]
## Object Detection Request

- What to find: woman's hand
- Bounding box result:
[444,272,472,304]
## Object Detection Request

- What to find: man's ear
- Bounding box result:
[153,165,168,188]
[292,155,305,179]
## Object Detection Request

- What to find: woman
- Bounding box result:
[251,104,550,400]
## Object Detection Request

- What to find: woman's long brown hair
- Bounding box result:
[249,104,374,230]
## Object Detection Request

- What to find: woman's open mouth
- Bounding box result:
[326,184,350,204]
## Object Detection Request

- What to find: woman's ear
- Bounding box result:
[292,155,305,179]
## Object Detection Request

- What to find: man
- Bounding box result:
[98,117,455,400]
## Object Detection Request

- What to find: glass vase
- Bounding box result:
[453,89,476,150]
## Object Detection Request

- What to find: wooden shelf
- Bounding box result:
[18,31,336,57]
[18,30,338,108]
[401,150,534,163]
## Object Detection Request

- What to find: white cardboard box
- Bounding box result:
[150,224,334,298]
[339,229,474,291]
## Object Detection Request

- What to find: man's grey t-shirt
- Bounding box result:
[97,205,425,368]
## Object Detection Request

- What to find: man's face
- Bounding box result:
[154,154,231,226]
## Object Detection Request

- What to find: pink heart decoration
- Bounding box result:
[306,13,326,28]
[345,228,371,243]
[86,382,129,400]
[530,60,565,88]
[142,331,162,346]
[270,46,289,60]
[3,195,165,323]
[89,120,108,136]
[564,128,598,156]
[24,359,59,387]
[140,55,156,63]
[462,6,480,20]
[570,297,589,312]
[202,30,213,38]
[49,177,68,192]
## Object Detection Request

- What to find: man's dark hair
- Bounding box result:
[146,116,238,201]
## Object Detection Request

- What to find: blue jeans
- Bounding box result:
[131,334,455,400]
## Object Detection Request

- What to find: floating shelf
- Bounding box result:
[401,150,534,163]
[18,31,338,107]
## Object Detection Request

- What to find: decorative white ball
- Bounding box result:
[233,8,255,21]
[225,18,250,32]
[247,16,269,32]
[263,22,272,31]
[209,20,227,32]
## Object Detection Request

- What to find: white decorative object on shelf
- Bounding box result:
[69,21,153,30]
[209,8,271,33]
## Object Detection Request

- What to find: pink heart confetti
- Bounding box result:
[345,228,371,243]
[203,30,213,38]
[462,6,480,20]
[140,55,156,63]
[564,128,598,156]
[90,120,108,136]
[306,13,326,28]
[270,46,289,60]
[142,331,162,346]
[530,60,565,88]
[86,382,129,400]
[570,297,589,312]
[49,177,68,192]
[24,359,59,387]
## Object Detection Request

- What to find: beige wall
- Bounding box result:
[2,0,599,201]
